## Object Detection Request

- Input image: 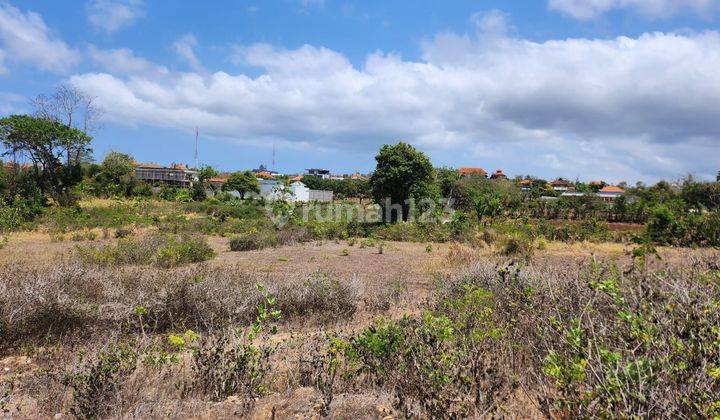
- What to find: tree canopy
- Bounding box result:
[0,114,92,204]
[370,142,438,222]
[222,170,260,199]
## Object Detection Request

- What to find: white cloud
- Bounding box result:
[87,0,144,33]
[549,0,716,19]
[470,9,513,36]
[0,3,80,73]
[71,28,720,182]
[88,45,168,77]
[173,33,204,73]
[300,0,325,8]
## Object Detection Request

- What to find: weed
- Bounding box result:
[64,344,139,419]
[183,284,280,411]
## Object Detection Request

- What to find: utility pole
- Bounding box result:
[194,127,199,169]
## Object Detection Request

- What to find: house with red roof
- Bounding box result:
[458,167,487,178]
[597,185,625,201]
[490,169,508,180]
[550,178,574,192]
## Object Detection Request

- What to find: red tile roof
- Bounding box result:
[551,178,573,187]
[134,162,163,168]
[490,169,507,179]
[599,185,625,193]
[459,167,487,176]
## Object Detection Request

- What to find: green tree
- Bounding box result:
[369,142,438,222]
[91,152,141,197]
[223,170,260,199]
[197,165,219,185]
[0,115,92,205]
[435,167,461,199]
[190,165,219,201]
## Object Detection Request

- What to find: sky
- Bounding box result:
[0,0,719,183]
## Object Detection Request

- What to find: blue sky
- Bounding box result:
[0,0,719,182]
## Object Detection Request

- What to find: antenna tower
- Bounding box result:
[194,127,199,169]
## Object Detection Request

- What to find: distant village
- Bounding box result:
[129,161,627,203]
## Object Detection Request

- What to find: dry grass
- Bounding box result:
[1,224,719,418]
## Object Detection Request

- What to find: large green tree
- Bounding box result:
[91,152,148,197]
[369,142,438,222]
[0,114,92,205]
[222,170,260,199]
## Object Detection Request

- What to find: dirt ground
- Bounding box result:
[1,230,710,419]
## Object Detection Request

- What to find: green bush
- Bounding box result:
[182,285,280,411]
[64,344,139,419]
[498,234,534,261]
[229,231,279,251]
[77,234,215,268]
[155,236,217,268]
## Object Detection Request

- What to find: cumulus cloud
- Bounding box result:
[88,45,168,77]
[0,3,80,74]
[549,0,716,19]
[173,33,204,73]
[70,22,720,182]
[87,0,144,33]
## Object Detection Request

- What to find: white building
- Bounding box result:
[288,181,333,203]
[290,181,310,202]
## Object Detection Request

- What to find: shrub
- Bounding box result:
[229,231,279,251]
[77,234,215,268]
[645,205,679,245]
[275,271,359,320]
[0,202,23,233]
[64,344,139,419]
[155,236,216,268]
[114,227,133,239]
[182,285,280,411]
[498,234,534,261]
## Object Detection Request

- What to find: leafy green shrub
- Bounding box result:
[229,231,279,251]
[77,234,215,268]
[182,285,280,411]
[324,285,506,418]
[64,344,139,419]
[155,236,217,268]
[0,202,23,233]
[645,205,680,245]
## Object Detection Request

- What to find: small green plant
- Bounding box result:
[425,244,433,253]
[183,284,281,410]
[340,248,349,256]
[64,344,139,419]
[360,238,375,249]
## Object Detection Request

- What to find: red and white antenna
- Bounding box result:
[194,127,199,169]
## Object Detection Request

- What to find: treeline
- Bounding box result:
[1,87,719,247]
